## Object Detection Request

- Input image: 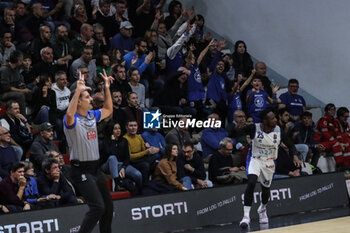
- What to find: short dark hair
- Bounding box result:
[9,162,25,173]
[42,158,58,173]
[134,37,147,47]
[325,103,335,112]
[337,107,349,118]
[182,141,194,149]
[288,79,299,85]
[127,67,139,78]
[260,108,275,122]
[6,100,19,110]
[9,50,23,64]
[277,108,289,117]
[301,111,312,118]
[126,119,137,126]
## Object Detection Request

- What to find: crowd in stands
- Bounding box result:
[1,0,350,214]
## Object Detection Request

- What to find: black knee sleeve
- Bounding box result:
[243,174,258,206]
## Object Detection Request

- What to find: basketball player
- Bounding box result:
[64,70,114,233]
[238,109,301,228]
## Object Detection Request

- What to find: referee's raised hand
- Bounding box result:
[77,71,92,93]
[99,69,114,89]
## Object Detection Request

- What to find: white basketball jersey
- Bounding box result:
[251,123,281,160]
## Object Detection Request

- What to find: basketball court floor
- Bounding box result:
[172,205,350,233]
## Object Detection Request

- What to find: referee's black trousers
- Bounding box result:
[71,161,114,233]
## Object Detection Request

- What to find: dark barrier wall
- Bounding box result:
[0,172,348,233]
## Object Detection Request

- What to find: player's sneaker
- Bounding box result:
[257,206,268,224]
[239,216,250,229]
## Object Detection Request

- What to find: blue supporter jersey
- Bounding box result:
[246,89,268,123]
[207,73,227,103]
[228,93,242,123]
[279,92,306,116]
[187,63,205,101]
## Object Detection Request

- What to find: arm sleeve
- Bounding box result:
[235,124,256,139]
[281,131,298,156]
[158,161,184,190]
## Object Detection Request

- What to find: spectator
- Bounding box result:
[232,40,253,79]
[164,0,182,30]
[47,151,77,196]
[201,113,229,159]
[32,74,57,125]
[32,47,70,80]
[100,122,142,190]
[14,2,32,48]
[227,70,255,123]
[292,111,325,166]
[0,31,16,65]
[20,54,36,90]
[155,15,185,61]
[96,54,112,76]
[70,46,97,86]
[315,103,347,168]
[29,25,52,63]
[111,90,127,131]
[0,162,31,212]
[0,126,19,180]
[114,0,128,23]
[110,64,131,107]
[0,100,32,159]
[37,158,78,206]
[165,117,192,153]
[184,40,215,120]
[176,141,212,189]
[277,108,309,162]
[110,21,134,55]
[278,79,306,122]
[128,67,147,110]
[26,3,45,38]
[208,137,247,184]
[29,122,58,174]
[246,75,279,123]
[69,65,94,93]
[22,161,52,208]
[153,144,187,191]
[0,7,16,35]
[68,3,88,35]
[141,129,166,161]
[50,25,73,61]
[93,24,110,54]
[335,107,350,167]
[275,143,304,179]
[226,110,250,154]
[70,23,101,59]
[30,0,65,33]
[128,0,156,38]
[94,1,119,40]
[206,40,228,122]
[123,92,144,134]
[123,37,155,81]
[52,71,70,142]
[158,67,196,117]
[255,61,272,97]
[123,120,157,184]
[0,50,31,115]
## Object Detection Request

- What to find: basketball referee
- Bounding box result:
[64,70,114,233]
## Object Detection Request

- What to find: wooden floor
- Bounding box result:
[257,216,350,233]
